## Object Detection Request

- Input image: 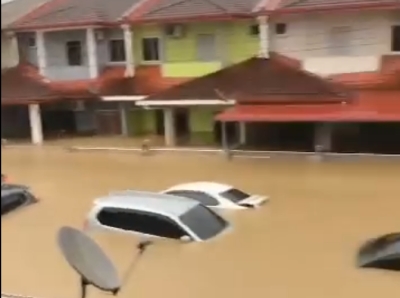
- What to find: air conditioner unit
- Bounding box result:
[95,30,105,41]
[165,24,185,38]
[74,100,85,111]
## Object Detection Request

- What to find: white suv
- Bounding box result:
[84,190,230,243]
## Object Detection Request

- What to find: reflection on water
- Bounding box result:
[2,147,400,298]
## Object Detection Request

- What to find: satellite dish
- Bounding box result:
[57,227,121,297]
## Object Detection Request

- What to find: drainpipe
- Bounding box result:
[257,16,269,58]
[36,30,47,76]
[122,24,135,77]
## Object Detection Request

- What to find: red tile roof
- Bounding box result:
[10,0,144,31]
[1,64,138,105]
[125,0,261,23]
[269,0,400,13]
[216,90,400,122]
[144,54,351,104]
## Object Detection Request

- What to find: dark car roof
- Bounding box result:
[1,183,29,196]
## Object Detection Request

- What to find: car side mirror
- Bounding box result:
[180,235,192,243]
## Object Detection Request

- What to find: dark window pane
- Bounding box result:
[109,39,126,62]
[219,188,250,203]
[66,41,82,66]
[1,193,28,215]
[141,38,160,61]
[179,205,228,241]
[275,23,287,35]
[97,207,187,239]
[166,190,219,206]
[392,26,400,52]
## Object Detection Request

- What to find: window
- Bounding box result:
[109,39,126,62]
[97,207,188,239]
[179,205,228,241]
[196,34,217,61]
[219,188,250,203]
[249,24,259,36]
[66,41,82,66]
[28,36,36,48]
[1,192,28,215]
[141,37,160,62]
[328,26,352,55]
[166,190,219,206]
[391,26,400,52]
[275,23,287,35]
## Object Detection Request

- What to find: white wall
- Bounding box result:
[270,10,400,75]
[1,32,19,69]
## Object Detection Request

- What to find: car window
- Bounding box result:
[97,207,189,239]
[219,188,250,203]
[1,192,28,215]
[179,204,228,241]
[166,190,219,206]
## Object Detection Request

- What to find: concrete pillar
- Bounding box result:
[119,103,128,136]
[122,24,135,77]
[239,122,246,144]
[257,16,269,58]
[86,28,98,78]
[314,123,333,152]
[28,103,43,145]
[164,108,176,146]
[36,31,47,75]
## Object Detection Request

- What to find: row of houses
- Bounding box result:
[1,0,400,153]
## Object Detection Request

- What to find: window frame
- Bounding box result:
[96,207,192,240]
[390,25,400,53]
[166,190,219,206]
[141,37,161,63]
[108,39,126,63]
[66,40,83,66]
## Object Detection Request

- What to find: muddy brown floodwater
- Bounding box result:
[1,147,400,298]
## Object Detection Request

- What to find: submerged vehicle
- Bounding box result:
[357,232,400,271]
[1,183,38,216]
[162,182,269,210]
[84,190,231,243]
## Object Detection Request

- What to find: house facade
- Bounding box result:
[2,0,400,152]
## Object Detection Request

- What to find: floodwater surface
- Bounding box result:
[2,147,400,298]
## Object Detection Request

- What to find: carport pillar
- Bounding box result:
[314,123,333,152]
[163,108,176,147]
[36,31,47,75]
[86,28,98,79]
[28,103,43,145]
[239,122,246,144]
[119,103,128,136]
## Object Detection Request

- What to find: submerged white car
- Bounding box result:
[162,182,269,210]
[84,190,230,243]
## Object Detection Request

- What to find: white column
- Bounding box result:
[86,28,98,78]
[36,31,47,75]
[28,103,43,145]
[119,103,128,136]
[164,108,176,147]
[257,16,269,58]
[122,24,135,77]
[239,122,246,144]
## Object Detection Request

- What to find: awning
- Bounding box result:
[216,91,400,122]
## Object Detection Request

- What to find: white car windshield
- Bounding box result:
[219,188,250,203]
[179,204,228,240]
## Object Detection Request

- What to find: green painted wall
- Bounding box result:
[128,109,157,135]
[189,108,219,145]
[132,20,259,77]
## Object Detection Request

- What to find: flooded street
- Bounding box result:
[2,147,400,298]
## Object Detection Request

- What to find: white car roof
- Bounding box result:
[164,182,233,195]
[94,190,199,217]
